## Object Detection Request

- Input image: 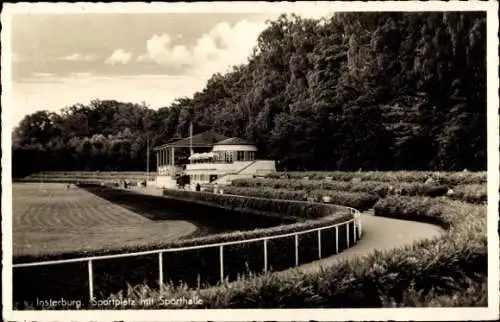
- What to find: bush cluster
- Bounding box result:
[448,184,487,204]
[232,178,449,198]
[222,186,378,211]
[162,188,346,220]
[266,171,487,185]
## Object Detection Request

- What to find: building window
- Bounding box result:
[237,151,245,161]
[225,151,232,163]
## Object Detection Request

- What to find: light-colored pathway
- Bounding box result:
[117,187,446,275]
[281,213,445,275]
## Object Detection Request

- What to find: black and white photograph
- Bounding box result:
[1,1,499,321]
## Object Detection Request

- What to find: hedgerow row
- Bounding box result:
[231,178,449,198]
[449,184,487,204]
[222,186,378,211]
[265,171,486,186]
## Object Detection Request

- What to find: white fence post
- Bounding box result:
[346,222,350,248]
[353,219,357,242]
[219,245,224,283]
[294,234,299,267]
[158,252,163,288]
[317,229,322,259]
[88,260,94,303]
[358,216,362,237]
[263,239,268,273]
[335,225,339,254]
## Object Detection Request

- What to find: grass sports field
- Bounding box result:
[12,183,198,258]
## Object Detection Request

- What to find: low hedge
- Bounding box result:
[266,171,487,185]
[222,186,378,211]
[162,188,347,220]
[13,187,357,308]
[232,178,449,198]
[448,184,488,204]
[373,196,445,227]
[103,196,486,308]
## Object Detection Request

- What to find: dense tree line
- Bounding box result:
[12,12,487,177]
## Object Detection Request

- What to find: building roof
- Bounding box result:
[213,137,255,146]
[154,131,229,150]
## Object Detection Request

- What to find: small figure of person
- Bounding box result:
[195,183,201,192]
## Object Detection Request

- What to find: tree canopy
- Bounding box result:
[12,12,487,177]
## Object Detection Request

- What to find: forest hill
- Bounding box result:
[12,12,486,177]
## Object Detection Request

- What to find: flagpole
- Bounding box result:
[189,122,193,156]
[146,136,150,183]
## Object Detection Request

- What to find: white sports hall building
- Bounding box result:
[153,131,276,190]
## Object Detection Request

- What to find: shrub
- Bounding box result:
[266,171,487,185]
[231,178,449,198]
[448,184,487,204]
[162,188,346,220]
[374,196,445,227]
[103,196,486,308]
[222,186,379,211]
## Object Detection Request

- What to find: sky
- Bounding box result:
[7,7,332,127]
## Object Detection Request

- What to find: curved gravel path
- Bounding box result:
[282,212,446,274]
[127,187,446,274]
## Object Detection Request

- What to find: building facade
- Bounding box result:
[153,131,276,190]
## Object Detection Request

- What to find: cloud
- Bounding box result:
[59,53,97,62]
[137,19,266,79]
[105,49,132,65]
